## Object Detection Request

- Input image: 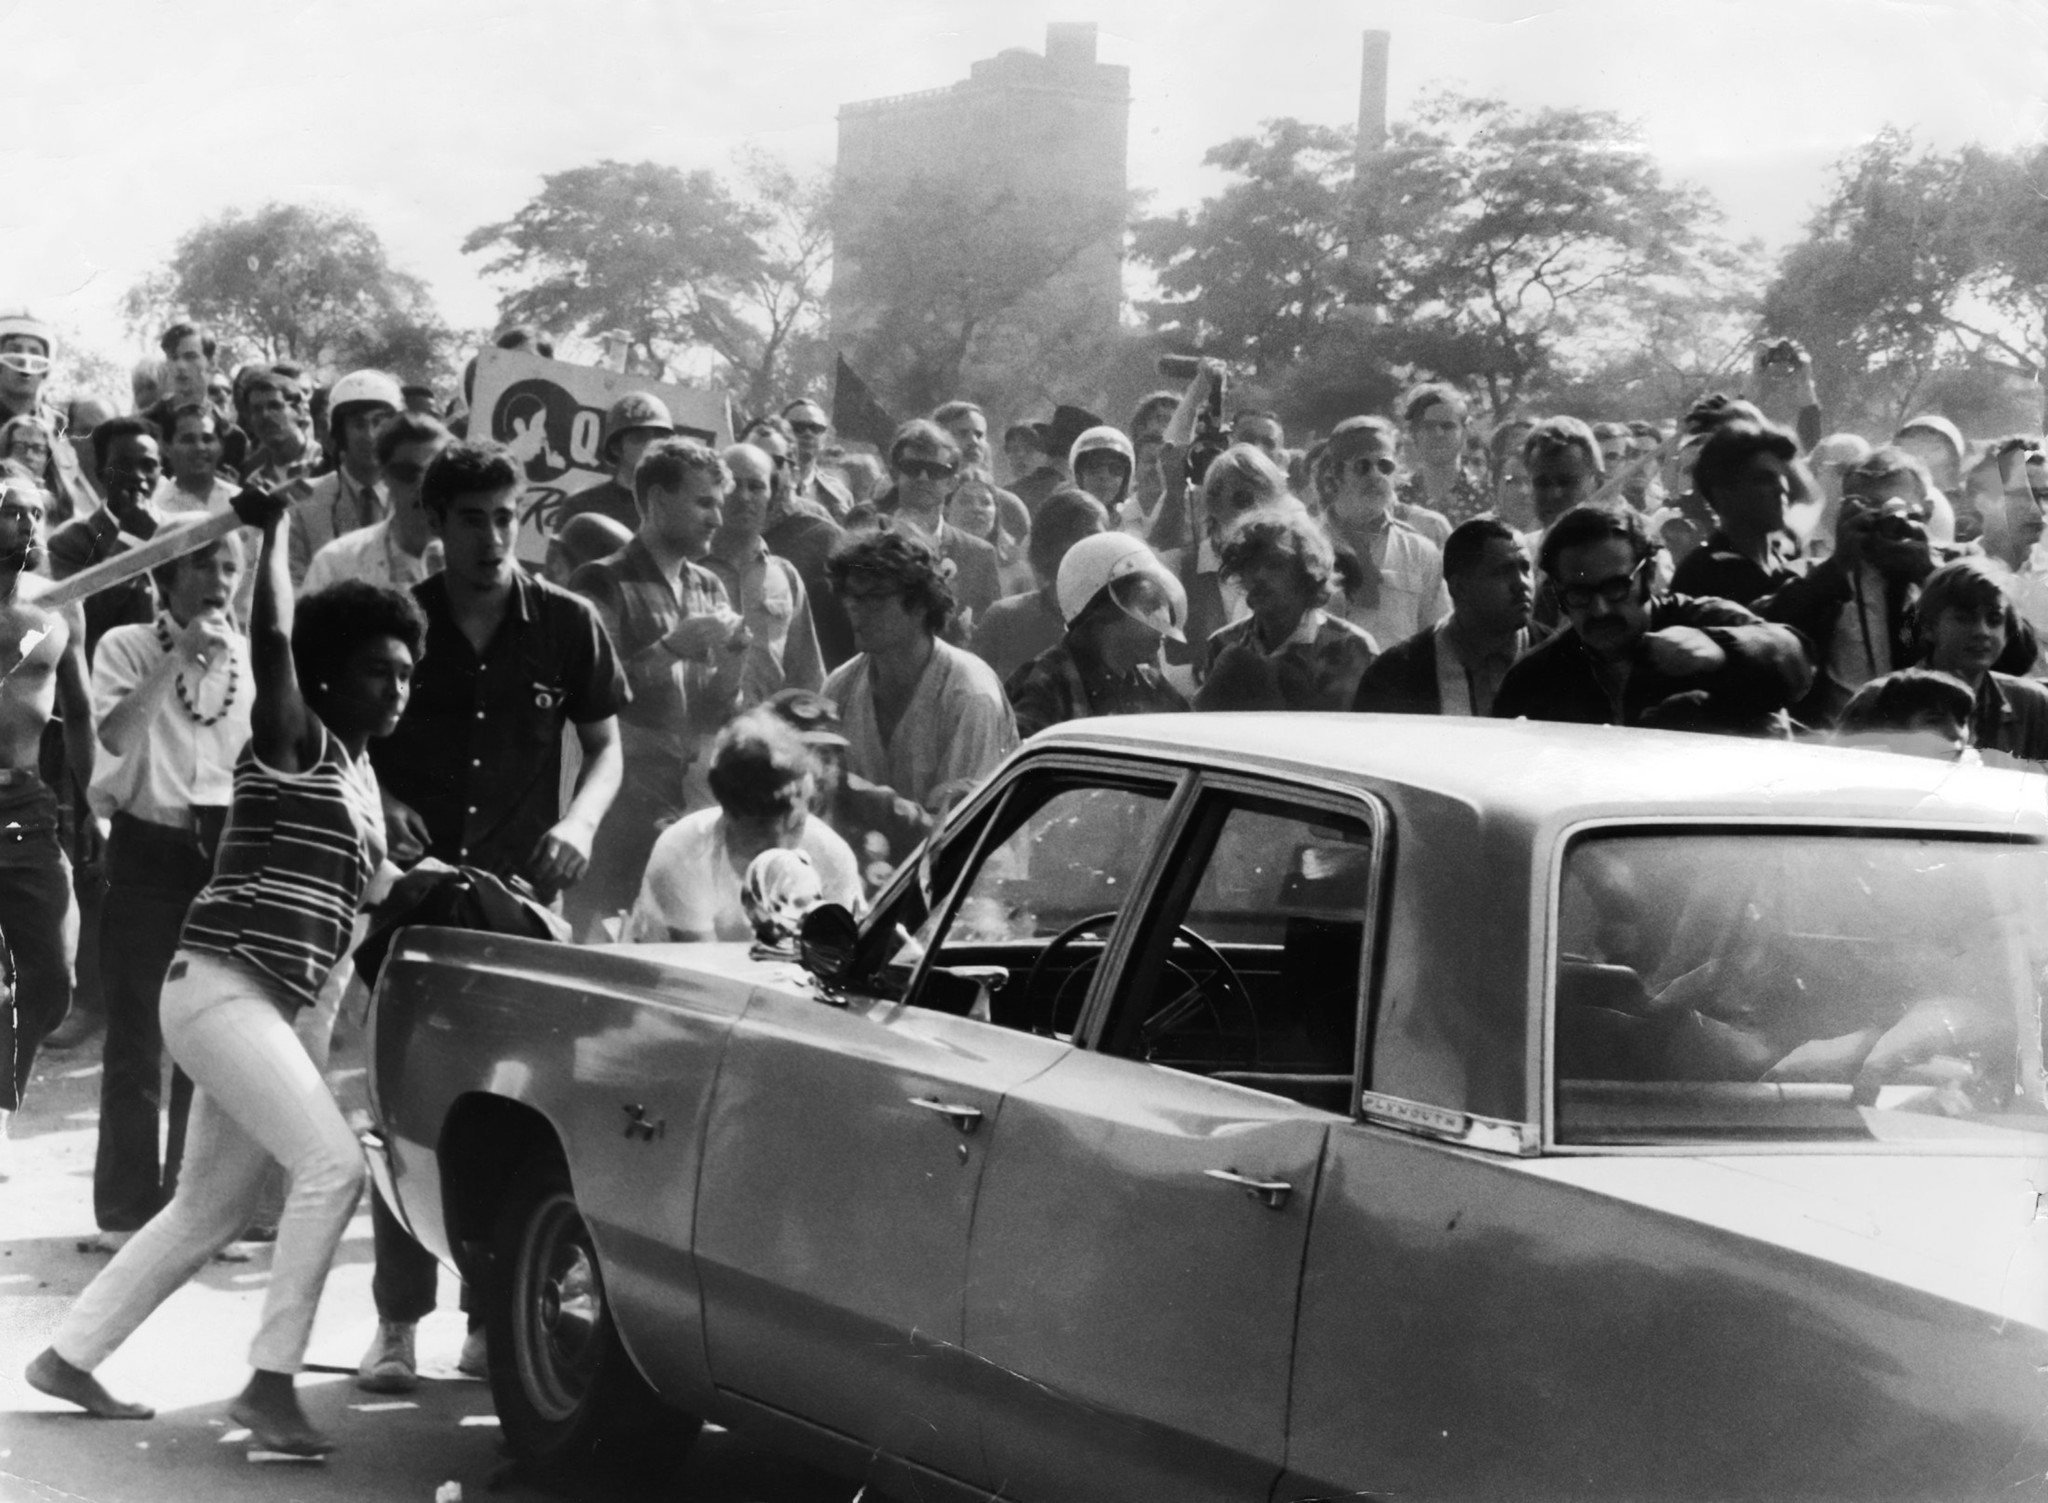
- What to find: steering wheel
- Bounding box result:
[1022,910,1257,1064]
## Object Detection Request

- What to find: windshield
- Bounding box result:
[1554,830,2048,1148]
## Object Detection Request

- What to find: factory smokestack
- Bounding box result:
[1357,30,1389,163]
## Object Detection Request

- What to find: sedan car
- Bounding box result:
[365,716,2048,1501]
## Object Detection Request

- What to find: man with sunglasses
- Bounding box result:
[881,419,1001,630]
[781,399,852,521]
[300,414,448,595]
[1319,415,1450,652]
[1493,504,1810,734]
[0,311,97,520]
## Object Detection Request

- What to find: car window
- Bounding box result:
[1555,830,2048,1147]
[900,778,1176,1033]
[1101,794,1377,1113]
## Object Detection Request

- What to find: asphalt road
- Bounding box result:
[0,1008,860,1503]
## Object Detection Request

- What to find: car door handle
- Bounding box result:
[907,1096,984,1134]
[1203,1168,1293,1210]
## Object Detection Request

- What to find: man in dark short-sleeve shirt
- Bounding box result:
[358,439,623,1397]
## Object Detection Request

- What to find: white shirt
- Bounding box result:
[302,518,442,596]
[1335,520,1450,648]
[625,809,862,942]
[88,617,253,824]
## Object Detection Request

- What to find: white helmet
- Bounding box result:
[0,311,55,378]
[1055,532,1187,642]
[327,368,403,414]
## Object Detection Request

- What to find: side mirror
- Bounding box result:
[798,903,860,990]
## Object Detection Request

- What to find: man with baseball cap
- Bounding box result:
[287,368,402,586]
[558,391,673,532]
[0,311,96,519]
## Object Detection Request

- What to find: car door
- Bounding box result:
[692,761,1184,1486]
[963,779,1384,1503]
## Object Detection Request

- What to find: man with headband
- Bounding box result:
[0,311,98,519]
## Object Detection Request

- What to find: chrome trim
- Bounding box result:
[1357,1089,1536,1154]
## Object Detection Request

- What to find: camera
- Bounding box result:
[1873,513,1923,544]
[1759,338,1802,371]
[1157,354,1231,488]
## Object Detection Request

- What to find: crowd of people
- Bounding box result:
[5,303,2046,1455]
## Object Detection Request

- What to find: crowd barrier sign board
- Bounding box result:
[470,348,731,561]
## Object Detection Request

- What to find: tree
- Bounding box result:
[463,155,832,414]
[122,203,457,383]
[1132,120,1361,379]
[1134,91,1751,420]
[1763,130,2045,432]
[832,173,1127,417]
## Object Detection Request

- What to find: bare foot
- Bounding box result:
[24,1348,154,1419]
[229,1371,333,1459]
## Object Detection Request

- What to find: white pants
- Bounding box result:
[53,950,365,1375]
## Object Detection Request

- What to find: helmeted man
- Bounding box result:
[1005,532,1190,739]
[287,369,401,587]
[558,391,673,533]
[0,311,97,519]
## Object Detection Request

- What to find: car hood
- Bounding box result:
[1518,1151,2048,1333]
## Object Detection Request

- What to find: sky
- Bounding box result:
[2,0,2045,379]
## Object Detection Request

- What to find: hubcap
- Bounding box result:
[518,1195,606,1420]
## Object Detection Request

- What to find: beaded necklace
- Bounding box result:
[153,615,240,727]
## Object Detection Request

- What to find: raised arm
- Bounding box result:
[239,490,315,772]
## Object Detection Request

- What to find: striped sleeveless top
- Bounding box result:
[181,722,385,1009]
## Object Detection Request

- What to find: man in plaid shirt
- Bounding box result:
[567,437,749,936]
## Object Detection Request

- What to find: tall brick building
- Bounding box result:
[830,23,1131,366]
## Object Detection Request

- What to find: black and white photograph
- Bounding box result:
[2,2,2046,1499]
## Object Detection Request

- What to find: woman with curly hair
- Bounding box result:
[1198,506,1378,711]
[29,488,433,1460]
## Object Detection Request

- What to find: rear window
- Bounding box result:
[1554,830,2048,1148]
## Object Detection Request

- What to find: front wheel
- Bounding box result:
[484,1156,699,1475]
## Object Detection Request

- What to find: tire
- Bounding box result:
[483,1155,700,1476]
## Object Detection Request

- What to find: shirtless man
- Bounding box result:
[0,470,96,1145]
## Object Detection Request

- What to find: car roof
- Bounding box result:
[1029,714,2048,835]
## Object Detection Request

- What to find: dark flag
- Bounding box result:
[833,355,899,451]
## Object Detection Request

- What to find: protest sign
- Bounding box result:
[468,349,731,560]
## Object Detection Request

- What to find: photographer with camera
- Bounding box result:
[1750,338,1824,453]
[1757,446,2033,727]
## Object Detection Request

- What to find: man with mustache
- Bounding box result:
[1492,504,1810,736]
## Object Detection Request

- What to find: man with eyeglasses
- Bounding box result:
[881,419,1001,630]
[1493,504,1810,734]
[301,414,447,595]
[781,399,851,521]
[1318,415,1450,652]
[0,311,98,519]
